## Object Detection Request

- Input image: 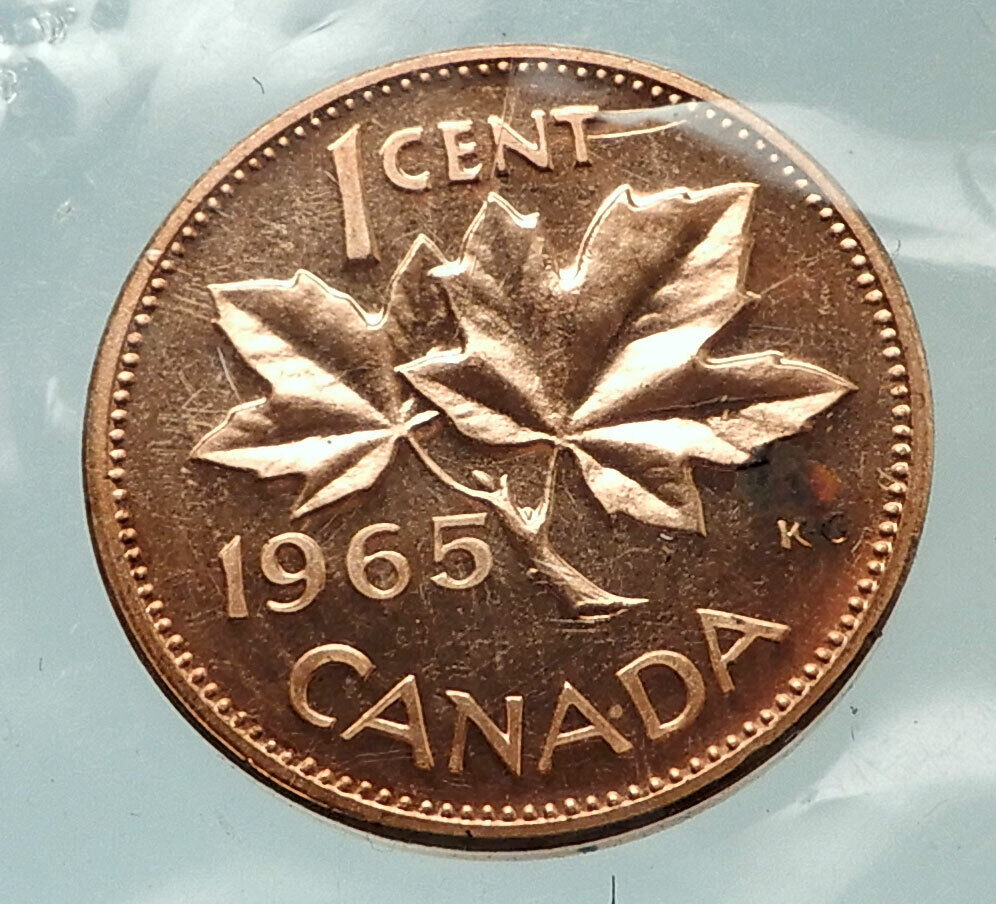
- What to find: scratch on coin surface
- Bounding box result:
[216,347,241,400]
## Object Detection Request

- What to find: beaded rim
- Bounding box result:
[83,44,932,849]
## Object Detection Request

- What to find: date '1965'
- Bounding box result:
[218,514,493,615]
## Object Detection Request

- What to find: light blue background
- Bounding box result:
[1,1,993,901]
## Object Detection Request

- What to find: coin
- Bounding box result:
[84,45,932,850]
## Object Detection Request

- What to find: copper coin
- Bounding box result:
[84,45,932,850]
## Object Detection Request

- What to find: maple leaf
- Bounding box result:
[191,269,436,517]
[399,184,855,534]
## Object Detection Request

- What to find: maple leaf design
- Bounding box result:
[193,181,854,622]
[191,269,435,517]
[399,183,855,535]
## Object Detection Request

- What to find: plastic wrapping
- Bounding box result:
[0,1,991,901]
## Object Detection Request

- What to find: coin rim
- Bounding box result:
[83,43,933,851]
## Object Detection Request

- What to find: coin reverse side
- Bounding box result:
[84,45,932,850]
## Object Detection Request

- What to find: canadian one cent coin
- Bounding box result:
[85,45,932,849]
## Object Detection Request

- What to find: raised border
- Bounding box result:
[83,44,933,851]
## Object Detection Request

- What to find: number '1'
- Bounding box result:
[328,125,378,263]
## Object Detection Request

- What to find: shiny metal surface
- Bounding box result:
[84,46,927,848]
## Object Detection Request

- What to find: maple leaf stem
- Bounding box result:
[406,430,646,620]
[533,445,560,525]
[405,432,493,503]
[524,546,649,622]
